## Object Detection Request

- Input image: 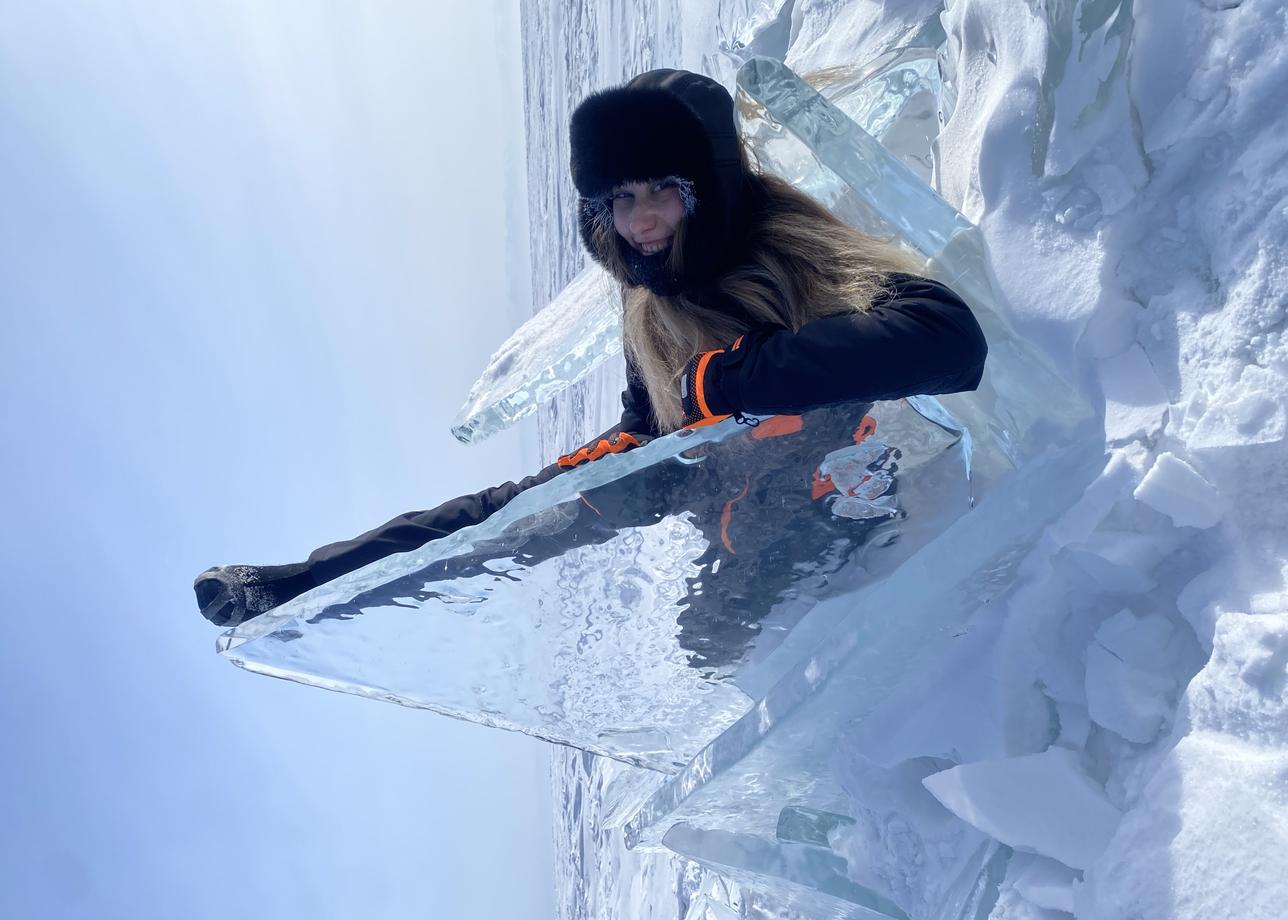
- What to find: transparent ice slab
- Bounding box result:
[451,52,964,444]
[221,395,976,771]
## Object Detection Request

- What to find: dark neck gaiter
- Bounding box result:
[623,245,685,297]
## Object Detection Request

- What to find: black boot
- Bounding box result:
[194,563,316,627]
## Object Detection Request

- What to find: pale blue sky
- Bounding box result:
[0,2,553,917]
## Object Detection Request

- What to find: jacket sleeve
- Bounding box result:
[396,365,660,543]
[616,358,660,437]
[696,274,988,419]
[387,363,660,547]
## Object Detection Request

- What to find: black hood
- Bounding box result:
[569,69,749,296]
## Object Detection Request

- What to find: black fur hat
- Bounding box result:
[569,69,748,296]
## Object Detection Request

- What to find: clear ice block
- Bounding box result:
[221,395,976,771]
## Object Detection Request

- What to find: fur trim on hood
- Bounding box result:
[569,69,749,296]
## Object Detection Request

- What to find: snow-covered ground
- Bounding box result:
[529,1,1288,917]
[927,1,1288,915]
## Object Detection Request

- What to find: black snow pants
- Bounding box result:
[304,459,569,586]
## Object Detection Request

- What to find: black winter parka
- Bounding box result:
[583,272,985,451]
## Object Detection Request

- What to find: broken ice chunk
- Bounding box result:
[1097,345,1169,442]
[1077,298,1139,361]
[1188,364,1287,449]
[1059,545,1157,595]
[1132,451,1225,528]
[682,893,741,920]
[1089,609,1181,673]
[922,747,1122,870]
[1085,609,1181,743]
[1059,528,1181,596]
[1054,702,1091,749]
[1008,852,1078,914]
[816,440,901,521]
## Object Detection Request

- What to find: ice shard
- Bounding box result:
[451,264,622,444]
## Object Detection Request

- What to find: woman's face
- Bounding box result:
[611,178,686,255]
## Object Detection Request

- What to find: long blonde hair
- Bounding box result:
[588,150,921,433]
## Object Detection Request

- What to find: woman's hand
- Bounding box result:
[556,430,652,469]
[680,326,786,427]
[680,347,732,427]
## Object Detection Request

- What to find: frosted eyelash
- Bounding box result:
[582,197,615,233]
[585,176,699,223]
[669,176,698,215]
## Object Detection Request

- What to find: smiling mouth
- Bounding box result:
[638,237,672,255]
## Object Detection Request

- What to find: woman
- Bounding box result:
[195,68,987,633]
